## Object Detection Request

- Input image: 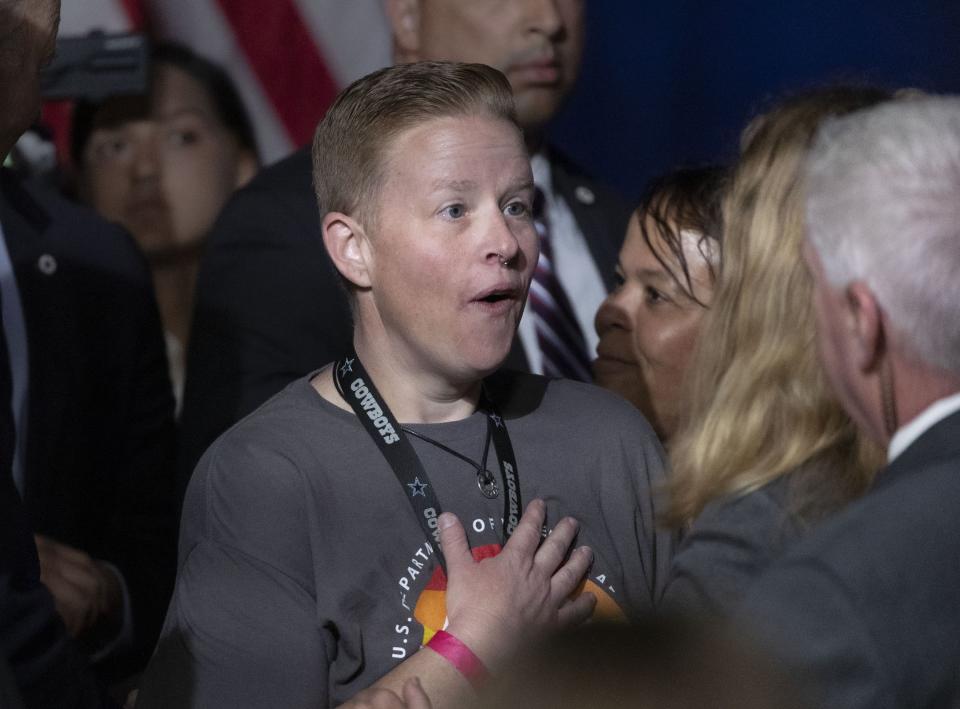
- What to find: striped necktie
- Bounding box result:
[528,188,592,381]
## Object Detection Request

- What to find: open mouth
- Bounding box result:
[480,291,513,304]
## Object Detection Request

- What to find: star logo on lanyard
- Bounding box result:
[490,413,503,429]
[338,357,355,378]
[407,477,429,497]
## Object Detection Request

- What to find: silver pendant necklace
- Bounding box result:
[400,424,499,499]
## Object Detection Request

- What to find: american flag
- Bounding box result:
[53,0,392,163]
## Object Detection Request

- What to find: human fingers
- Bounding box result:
[124,689,139,709]
[37,558,80,602]
[35,535,90,566]
[55,553,102,594]
[549,545,593,603]
[44,551,107,618]
[501,498,546,558]
[555,590,597,628]
[36,545,105,629]
[40,572,93,636]
[437,513,471,576]
[532,516,579,573]
[338,687,406,708]
[34,534,57,570]
[34,536,99,598]
[401,677,432,709]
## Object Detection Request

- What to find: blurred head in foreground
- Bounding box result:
[478,618,810,709]
[0,0,60,155]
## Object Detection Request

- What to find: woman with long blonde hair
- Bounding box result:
[661,87,891,615]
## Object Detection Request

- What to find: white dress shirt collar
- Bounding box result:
[887,391,960,463]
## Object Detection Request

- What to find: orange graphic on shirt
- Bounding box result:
[413,543,625,645]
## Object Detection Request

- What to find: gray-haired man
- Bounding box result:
[741,96,960,709]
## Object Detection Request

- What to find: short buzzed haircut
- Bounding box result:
[805,96,960,377]
[312,61,517,228]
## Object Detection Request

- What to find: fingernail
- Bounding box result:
[438,512,457,529]
[579,546,593,562]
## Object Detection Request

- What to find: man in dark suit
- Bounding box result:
[0,0,177,691]
[178,0,631,488]
[1,172,178,681]
[739,97,960,708]
[3,0,144,705]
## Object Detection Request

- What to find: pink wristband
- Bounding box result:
[425,629,489,689]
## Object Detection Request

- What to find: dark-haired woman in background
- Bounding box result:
[73,43,259,410]
[594,165,727,445]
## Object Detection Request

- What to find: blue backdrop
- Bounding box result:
[550,1,960,202]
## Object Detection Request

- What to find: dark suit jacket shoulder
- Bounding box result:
[177,148,354,494]
[739,409,960,709]
[0,171,177,679]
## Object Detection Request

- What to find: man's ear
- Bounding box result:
[322,212,373,289]
[845,281,885,373]
[384,0,421,61]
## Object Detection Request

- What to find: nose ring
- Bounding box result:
[497,252,511,267]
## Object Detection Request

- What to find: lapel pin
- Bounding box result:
[574,185,595,206]
[37,254,57,275]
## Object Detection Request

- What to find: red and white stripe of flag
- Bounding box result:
[55,0,391,164]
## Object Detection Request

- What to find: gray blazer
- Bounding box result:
[739,409,960,709]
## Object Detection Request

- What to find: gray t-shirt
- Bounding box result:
[137,371,672,708]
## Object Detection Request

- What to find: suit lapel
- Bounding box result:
[0,175,78,508]
[549,153,623,292]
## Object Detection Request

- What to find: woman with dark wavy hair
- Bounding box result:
[594,165,727,444]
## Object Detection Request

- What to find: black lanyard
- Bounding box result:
[333,351,522,573]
